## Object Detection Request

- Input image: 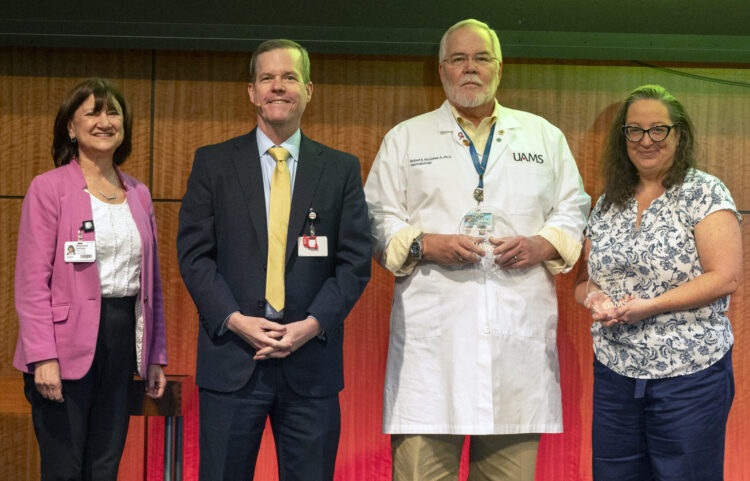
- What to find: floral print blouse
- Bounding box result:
[585,169,739,378]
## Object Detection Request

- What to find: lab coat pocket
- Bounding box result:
[492,268,557,341]
[390,281,443,339]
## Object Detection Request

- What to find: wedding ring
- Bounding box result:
[513,255,518,262]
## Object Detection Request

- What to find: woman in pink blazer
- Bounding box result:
[13,78,168,480]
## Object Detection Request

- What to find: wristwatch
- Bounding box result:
[409,233,426,260]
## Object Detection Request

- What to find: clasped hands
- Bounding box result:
[421,233,549,269]
[227,312,322,361]
[584,291,652,327]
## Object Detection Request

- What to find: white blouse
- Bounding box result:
[89,194,142,297]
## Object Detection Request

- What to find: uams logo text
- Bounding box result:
[512,152,544,164]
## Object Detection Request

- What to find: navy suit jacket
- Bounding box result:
[177,129,371,397]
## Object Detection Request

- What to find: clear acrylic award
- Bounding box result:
[585,271,634,318]
[459,206,516,274]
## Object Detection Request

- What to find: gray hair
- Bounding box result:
[438,19,502,63]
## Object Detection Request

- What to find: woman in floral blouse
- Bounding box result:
[574,84,741,481]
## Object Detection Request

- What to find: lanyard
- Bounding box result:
[458,122,495,202]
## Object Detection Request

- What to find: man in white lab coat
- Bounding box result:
[364,18,590,481]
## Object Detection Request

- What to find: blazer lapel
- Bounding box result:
[231,129,269,258]
[286,134,324,265]
[65,161,96,242]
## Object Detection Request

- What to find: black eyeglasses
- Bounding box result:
[622,124,676,142]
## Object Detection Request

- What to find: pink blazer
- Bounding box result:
[13,161,167,380]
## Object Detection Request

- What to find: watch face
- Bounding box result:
[410,241,420,257]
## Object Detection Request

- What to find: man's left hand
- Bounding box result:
[253,317,322,360]
[491,235,556,269]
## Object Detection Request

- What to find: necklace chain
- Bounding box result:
[92,171,121,201]
[99,190,118,200]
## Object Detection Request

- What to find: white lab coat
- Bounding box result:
[365,101,590,434]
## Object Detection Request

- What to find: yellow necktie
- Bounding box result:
[266,146,291,311]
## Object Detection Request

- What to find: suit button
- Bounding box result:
[257,300,266,308]
[144,296,149,303]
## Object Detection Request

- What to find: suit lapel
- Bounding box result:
[231,130,269,258]
[286,134,324,265]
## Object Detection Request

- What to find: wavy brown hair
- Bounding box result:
[52,78,132,167]
[601,84,696,209]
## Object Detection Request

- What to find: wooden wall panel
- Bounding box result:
[0,47,153,196]
[503,62,750,481]
[0,199,21,376]
[499,62,750,207]
[725,214,750,478]
[1,45,749,480]
[305,54,445,177]
[118,418,145,481]
[336,265,394,480]
[0,414,38,480]
[151,51,257,200]
[152,52,450,200]
[153,201,198,375]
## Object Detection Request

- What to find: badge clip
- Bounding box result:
[302,234,318,250]
[307,208,318,236]
[298,208,327,257]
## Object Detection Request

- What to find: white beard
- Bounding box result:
[443,75,498,108]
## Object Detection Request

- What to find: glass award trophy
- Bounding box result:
[585,271,633,318]
[458,205,516,275]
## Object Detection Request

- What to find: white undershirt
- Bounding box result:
[89,193,142,297]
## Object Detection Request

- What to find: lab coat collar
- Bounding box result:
[437,99,521,135]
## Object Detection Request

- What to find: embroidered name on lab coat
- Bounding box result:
[409,155,451,167]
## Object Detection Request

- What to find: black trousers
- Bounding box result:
[24,296,137,481]
[199,359,341,481]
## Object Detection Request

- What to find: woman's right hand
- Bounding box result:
[584,291,617,325]
[34,359,63,402]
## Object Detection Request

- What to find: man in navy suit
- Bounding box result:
[177,39,372,481]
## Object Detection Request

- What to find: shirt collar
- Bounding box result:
[256,128,302,161]
[448,100,500,129]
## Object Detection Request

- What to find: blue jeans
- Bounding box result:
[592,348,734,481]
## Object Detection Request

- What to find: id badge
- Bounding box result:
[64,241,96,263]
[460,211,493,237]
[298,236,328,257]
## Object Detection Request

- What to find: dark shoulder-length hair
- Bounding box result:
[52,78,132,167]
[601,84,696,208]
